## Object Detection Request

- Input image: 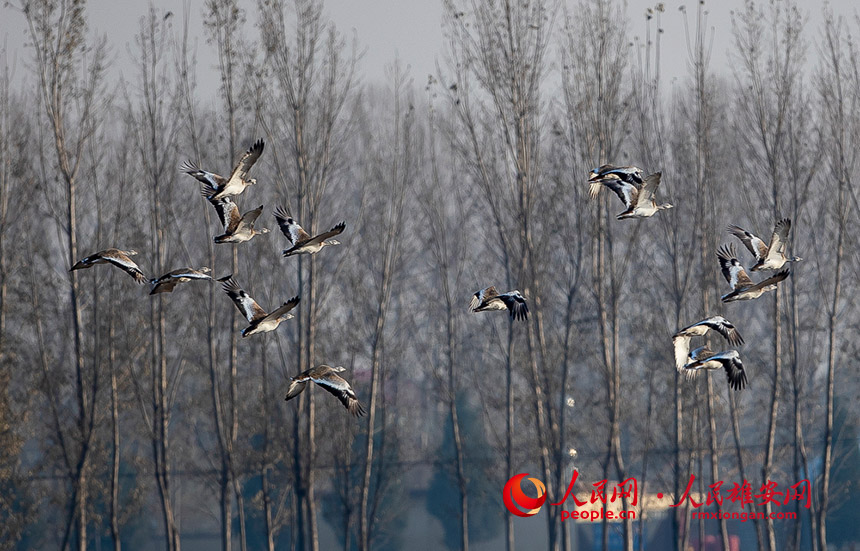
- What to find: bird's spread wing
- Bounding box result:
[727,224,767,261]
[220,277,267,322]
[236,205,264,232]
[285,379,308,401]
[170,268,212,280]
[766,218,791,260]
[748,269,790,292]
[712,350,747,391]
[263,295,300,322]
[589,165,643,184]
[201,183,240,230]
[182,160,225,188]
[595,180,638,207]
[703,317,744,346]
[103,250,146,284]
[228,139,264,182]
[717,244,753,290]
[636,172,662,205]
[469,286,497,311]
[274,206,311,245]
[313,372,366,416]
[149,278,179,294]
[672,335,691,372]
[500,292,529,321]
[305,221,346,246]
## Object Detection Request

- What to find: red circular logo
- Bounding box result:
[503,473,547,517]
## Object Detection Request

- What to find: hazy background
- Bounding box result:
[1,0,833,96]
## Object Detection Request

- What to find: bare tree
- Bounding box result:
[732,2,807,549]
[125,8,186,550]
[19,1,110,547]
[202,1,257,548]
[423,89,470,550]
[814,11,858,551]
[258,0,356,548]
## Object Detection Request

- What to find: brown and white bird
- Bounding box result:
[219,276,299,337]
[717,244,790,303]
[181,139,264,200]
[200,183,268,243]
[149,267,212,295]
[273,206,345,257]
[590,172,673,219]
[672,316,744,372]
[684,349,748,391]
[727,218,801,271]
[588,164,645,198]
[285,364,366,416]
[469,286,529,321]
[70,248,146,284]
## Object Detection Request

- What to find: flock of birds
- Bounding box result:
[590,165,801,391]
[70,139,364,416]
[67,151,801,418]
[465,164,801,392]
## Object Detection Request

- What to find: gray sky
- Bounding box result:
[0,0,840,98]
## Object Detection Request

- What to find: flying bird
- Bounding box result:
[588,164,645,198]
[672,316,744,372]
[181,138,264,200]
[727,218,801,271]
[199,183,268,243]
[717,244,790,302]
[219,275,299,337]
[469,286,529,321]
[285,364,366,416]
[684,349,748,391]
[273,207,345,257]
[590,172,673,219]
[70,248,146,284]
[149,267,212,295]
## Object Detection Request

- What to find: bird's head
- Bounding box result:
[659,202,674,210]
[200,267,212,273]
[248,178,258,185]
[127,250,139,256]
[332,366,347,372]
[325,239,341,246]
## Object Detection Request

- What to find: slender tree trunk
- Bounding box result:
[505,323,515,551]
[818,182,844,551]
[109,287,121,551]
[445,296,469,551]
[306,251,320,551]
[358,261,393,551]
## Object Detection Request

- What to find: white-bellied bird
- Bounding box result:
[469,286,529,321]
[684,349,748,391]
[717,244,789,302]
[672,316,744,372]
[273,206,345,257]
[181,138,264,200]
[199,183,268,243]
[588,164,645,198]
[219,275,299,337]
[727,218,801,271]
[285,365,366,416]
[71,248,146,284]
[590,172,673,219]
[149,267,212,295]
